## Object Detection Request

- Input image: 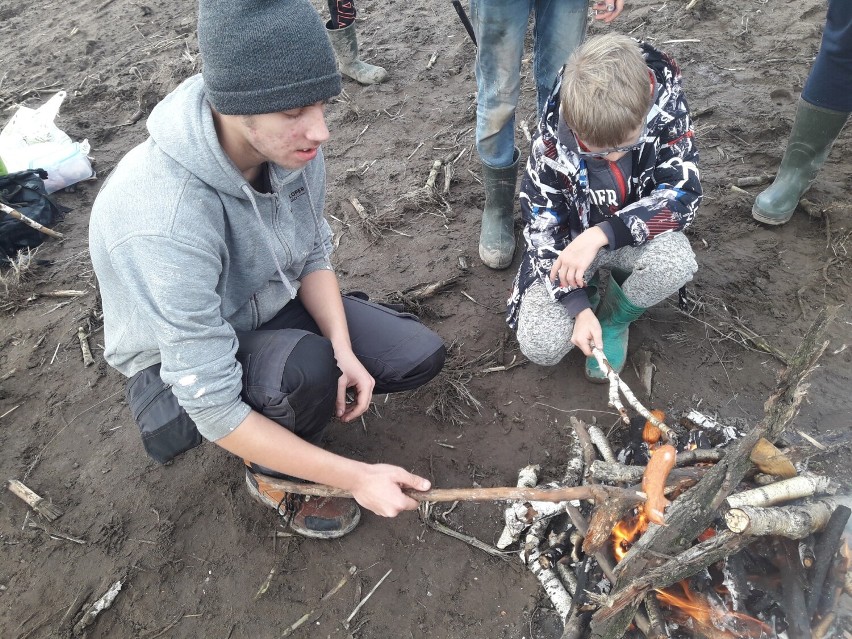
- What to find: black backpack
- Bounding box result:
[0,169,67,264]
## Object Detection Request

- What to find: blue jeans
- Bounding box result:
[471,0,588,168]
[802,0,852,112]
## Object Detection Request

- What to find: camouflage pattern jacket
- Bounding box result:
[506,41,701,328]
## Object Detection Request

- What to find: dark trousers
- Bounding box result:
[127,294,445,463]
[803,0,852,111]
[327,0,356,28]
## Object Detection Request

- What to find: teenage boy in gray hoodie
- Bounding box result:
[89,0,445,539]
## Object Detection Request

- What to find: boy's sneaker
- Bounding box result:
[244,468,361,539]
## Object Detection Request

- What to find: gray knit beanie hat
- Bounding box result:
[197,0,342,115]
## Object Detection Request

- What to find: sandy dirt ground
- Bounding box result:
[1,0,851,637]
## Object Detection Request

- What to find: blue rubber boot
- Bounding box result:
[584,275,645,383]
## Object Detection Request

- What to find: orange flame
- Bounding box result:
[611,520,771,636]
[656,581,772,638]
[611,511,647,562]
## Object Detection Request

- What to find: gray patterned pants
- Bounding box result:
[516,232,697,366]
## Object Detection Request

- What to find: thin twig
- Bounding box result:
[345,568,392,625]
[143,612,184,639]
[421,503,511,559]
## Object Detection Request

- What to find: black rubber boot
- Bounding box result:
[752,99,849,225]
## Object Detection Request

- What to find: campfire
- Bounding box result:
[236,308,849,638]
[495,307,851,639]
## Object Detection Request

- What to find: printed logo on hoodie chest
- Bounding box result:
[289,186,306,201]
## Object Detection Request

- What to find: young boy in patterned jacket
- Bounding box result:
[506,33,701,382]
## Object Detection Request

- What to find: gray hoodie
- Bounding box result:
[89,74,334,441]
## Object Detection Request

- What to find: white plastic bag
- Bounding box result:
[0,91,95,193]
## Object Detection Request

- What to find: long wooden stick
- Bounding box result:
[0,202,64,238]
[257,476,645,505]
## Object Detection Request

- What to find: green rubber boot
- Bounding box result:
[586,273,601,310]
[585,275,646,383]
[752,99,849,225]
[327,22,388,85]
[478,150,519,269]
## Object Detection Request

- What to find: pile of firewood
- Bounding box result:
[496,307,851,639]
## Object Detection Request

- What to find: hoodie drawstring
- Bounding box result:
[241,184,299,301]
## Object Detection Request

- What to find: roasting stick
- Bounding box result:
[258,476,646,505]
[590,347,677,444]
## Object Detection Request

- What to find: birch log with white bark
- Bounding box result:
[524,520,574,622]
[725,497,837,537]
[724,475,836,510]
[496,465,540,549]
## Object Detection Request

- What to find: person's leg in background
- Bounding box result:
[470,0,530,270]
[325,0,388,85]
[753,0,851,225]
[533,0,588,115]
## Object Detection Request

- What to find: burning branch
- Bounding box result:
[592,530,754,620]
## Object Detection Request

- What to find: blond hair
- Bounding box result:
[560,34,653,148]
